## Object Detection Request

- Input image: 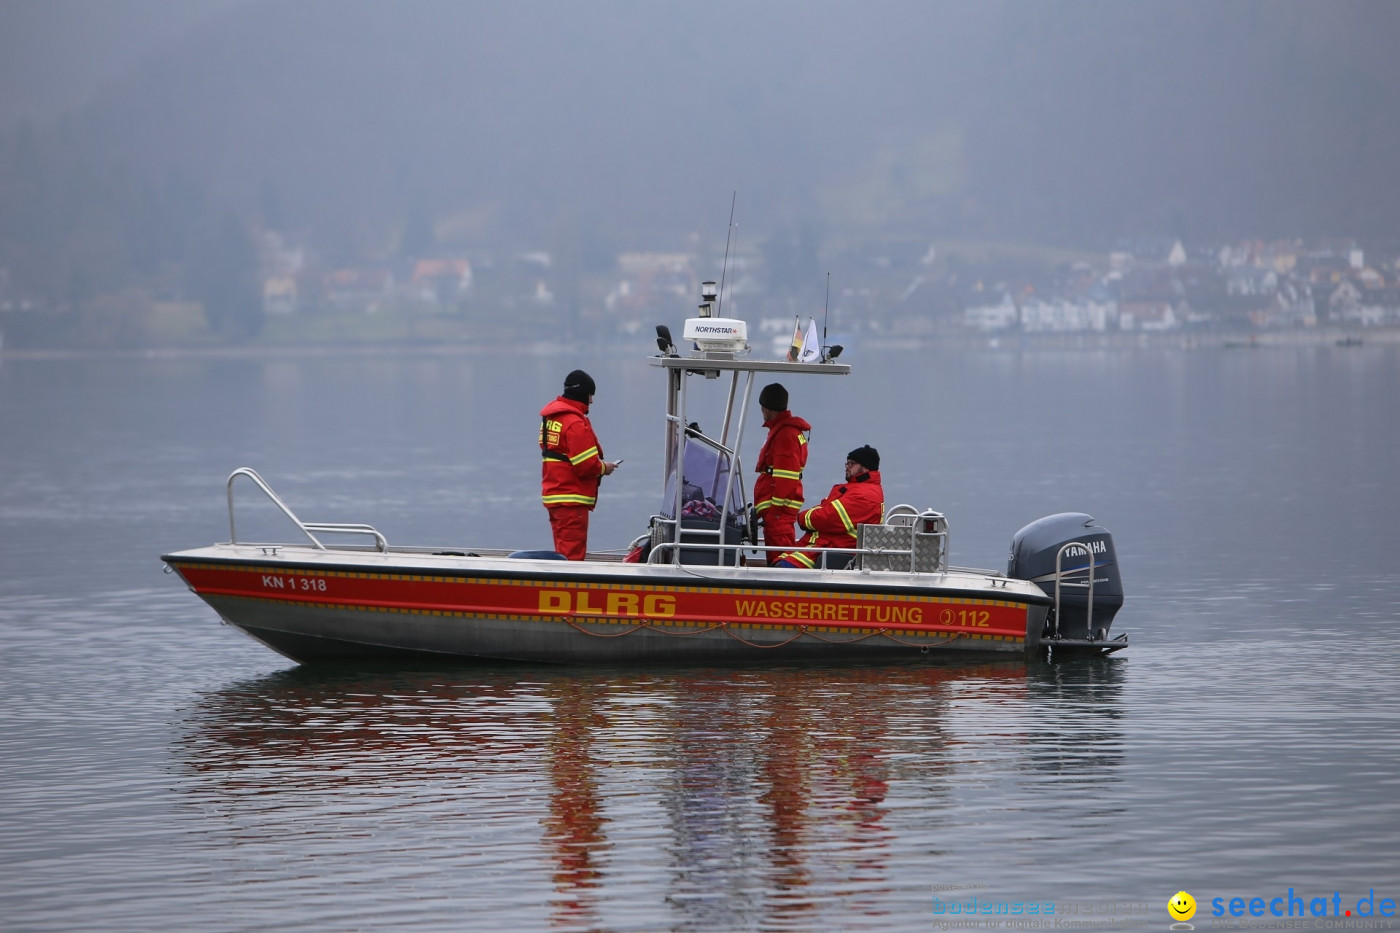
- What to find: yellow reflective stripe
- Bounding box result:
[799,507,818,530]
[569,446,599,466]
[771,469,802,480]
[798,434,808,445]
[757,497,802,512]
[542,494,596,506]
[832,500,855,534]
[788,552,817,568]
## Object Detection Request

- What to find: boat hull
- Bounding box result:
[164,545,1053,665]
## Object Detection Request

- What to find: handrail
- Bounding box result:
[883,503,922,523]
[646,515,742,566]
[1052,541,1096,639]
[648,512,862,570]
[646,505,954,571]
[646,536,883,570]
[304,523,390,552]
[226,467,388,553]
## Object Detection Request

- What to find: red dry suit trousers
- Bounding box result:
[761,506,799,565]
[548,506,591,561]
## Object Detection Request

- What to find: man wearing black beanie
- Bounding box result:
[561,369,595,403]
[539,369,617,559]
[775,444,884,569]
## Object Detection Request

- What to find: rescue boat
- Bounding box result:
[161,284,1126,665]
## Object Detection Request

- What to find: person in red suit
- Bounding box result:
[776,445,884,569]
[540,370,617,560]
[753,383,811,565]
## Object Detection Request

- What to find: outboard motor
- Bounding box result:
[1008,513,1124,648]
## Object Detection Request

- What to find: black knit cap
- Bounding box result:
[847,445,880,471]
[758,383,788,411]
[563,369,596,402]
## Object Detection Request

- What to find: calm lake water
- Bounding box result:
[2,343,1398,932]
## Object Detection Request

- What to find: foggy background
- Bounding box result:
[2,0,1399,341]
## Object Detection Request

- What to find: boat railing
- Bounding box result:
[643,502,950,572]
[1051,541,1095,638]
[741,543,881,569]
[226,467,389,553]
[647,535,878,569]
[645,515,746,566]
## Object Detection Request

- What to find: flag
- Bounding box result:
[798,317,821,363]
[786,317,802,361]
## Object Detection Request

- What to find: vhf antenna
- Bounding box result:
[823,271,831,344]
[717,192,736,317]
[820,272,844,362]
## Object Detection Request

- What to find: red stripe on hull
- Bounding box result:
[173,562,1031,643]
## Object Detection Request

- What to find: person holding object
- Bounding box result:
[753,382,811,565]
[539,369,618,560]
[776,445,884,569]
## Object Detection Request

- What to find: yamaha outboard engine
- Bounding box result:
[1008,513,1125,652]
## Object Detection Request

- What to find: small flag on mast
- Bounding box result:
[786,316,802,361]
[798,317,821,363]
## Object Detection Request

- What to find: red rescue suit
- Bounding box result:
[753,410,810,563]
[780,470,884,569]
[540,396,606,560]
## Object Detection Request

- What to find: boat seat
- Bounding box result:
[507,550,567,560]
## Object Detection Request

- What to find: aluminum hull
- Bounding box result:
[163,544,1053,665]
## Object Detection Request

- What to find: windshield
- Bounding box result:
[660,426,744,521]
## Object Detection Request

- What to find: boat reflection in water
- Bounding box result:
[175,660,1125,928]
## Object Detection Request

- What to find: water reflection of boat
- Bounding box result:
[163,281,1125,664]
[1025,657,1128,780]
[176,662,1043,927]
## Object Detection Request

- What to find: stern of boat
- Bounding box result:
[1009,513,1127,658]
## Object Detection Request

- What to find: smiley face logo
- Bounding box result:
[1168,891,1197,922]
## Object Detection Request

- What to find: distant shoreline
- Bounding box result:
[878,326,1400,352]
[2,326,1396,362]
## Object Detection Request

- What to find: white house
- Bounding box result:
[962,294,1018,331]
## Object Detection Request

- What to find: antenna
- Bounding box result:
[821,272,843,362]
[823,271,831,344]
[717,192,736,317]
